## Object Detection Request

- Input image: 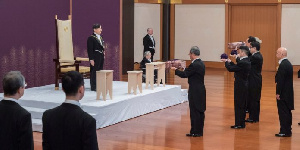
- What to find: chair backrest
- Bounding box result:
[56,15,74,65]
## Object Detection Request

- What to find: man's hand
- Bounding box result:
[171,67,177,70]
[90,60,95,66]
[220,59,226,62]
[276,94,280,100]
[230,54,237,58]
[221,59,231,63]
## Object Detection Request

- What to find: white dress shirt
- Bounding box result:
[240,56,248,60]
[192,58,200,63]
[149,34,155,49]
[94,32,103,45]
[278,57,287,64]
[64,99,81,107]
[3,97,19,104]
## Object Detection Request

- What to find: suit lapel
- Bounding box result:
[91,33,102,46]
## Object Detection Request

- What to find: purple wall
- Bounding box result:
[0,0,120,92]
[0,0,70,92]
[72,0,120,80]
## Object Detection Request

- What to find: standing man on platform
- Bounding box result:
[221,46,251,129]
[87,24,105,91]
[245,41,263,123]
[42,71,99,149]
[143,28,155,62]
[0,71,34,150]
[171,46,206,137]
[275,47,294,137]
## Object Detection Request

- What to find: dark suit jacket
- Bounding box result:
[0,100,34,150]
[140,57,151,74]
[225,57,251,82]
[42,103,99,150]
[87,33,104,61]
[143,34,155,54]
[248,52,263,88]
[275,59,294,110]
[175,59,206,112]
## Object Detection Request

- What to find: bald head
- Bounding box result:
[276,47,288,59]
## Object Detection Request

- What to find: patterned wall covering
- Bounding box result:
[0,0,120,92]
[72,0,120,81]
[0,0,70,92]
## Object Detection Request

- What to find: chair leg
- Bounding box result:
[55,68,59,90]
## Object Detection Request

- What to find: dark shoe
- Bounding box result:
[245,119,258,123]
[231,125,245,129]
[186,133,203,137]
[275,133,291,137]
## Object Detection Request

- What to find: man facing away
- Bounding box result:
[171,46,206,137]
[275,47,294,137]
[221,46,251,129]
[42,71,99,150]
[87,24,105,91]
[0,71,34,150]
[143,28,155,62]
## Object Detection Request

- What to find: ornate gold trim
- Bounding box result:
[170,0,182,4]
[134,0,164,3]
[278,0,281,2]
[225,0,228,3]
[55,87,59,90]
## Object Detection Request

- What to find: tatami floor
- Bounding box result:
[33,68,300,150]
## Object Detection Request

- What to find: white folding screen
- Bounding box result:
[281,4,300,65]
[134,3,161,62]
[175,4,225,61]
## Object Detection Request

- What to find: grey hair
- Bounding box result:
[280,47,287,51]
[190,46,200,56]
[3,71,25,96]
[280,47,288,56]
[144,51,151,57]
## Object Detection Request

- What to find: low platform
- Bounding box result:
[0,80,188,132]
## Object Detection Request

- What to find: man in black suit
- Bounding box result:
[87,24,105,91]
[275,47,294,137]
[0,71,34,150]
[245,42,263,123]
[171,46,206,137]
[42,71,99,150]
[143,28,155,62]
[222,46,251,129]
[140,51,152,74]
[140,51,157,83]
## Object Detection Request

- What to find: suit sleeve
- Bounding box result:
[87,37,94,60]
[143,36,148,52]
[83,116,99,150]
[175,63,195,78]
[140,60,145,69]
[276,63,286,95]
[19,113,34,150]
[251,55,261,67]
[225,61,243,72]
[42,112,50,150]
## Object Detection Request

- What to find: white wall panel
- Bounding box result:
[134,3,160,62]
[175,4,225,61]
[282,4,300,65]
